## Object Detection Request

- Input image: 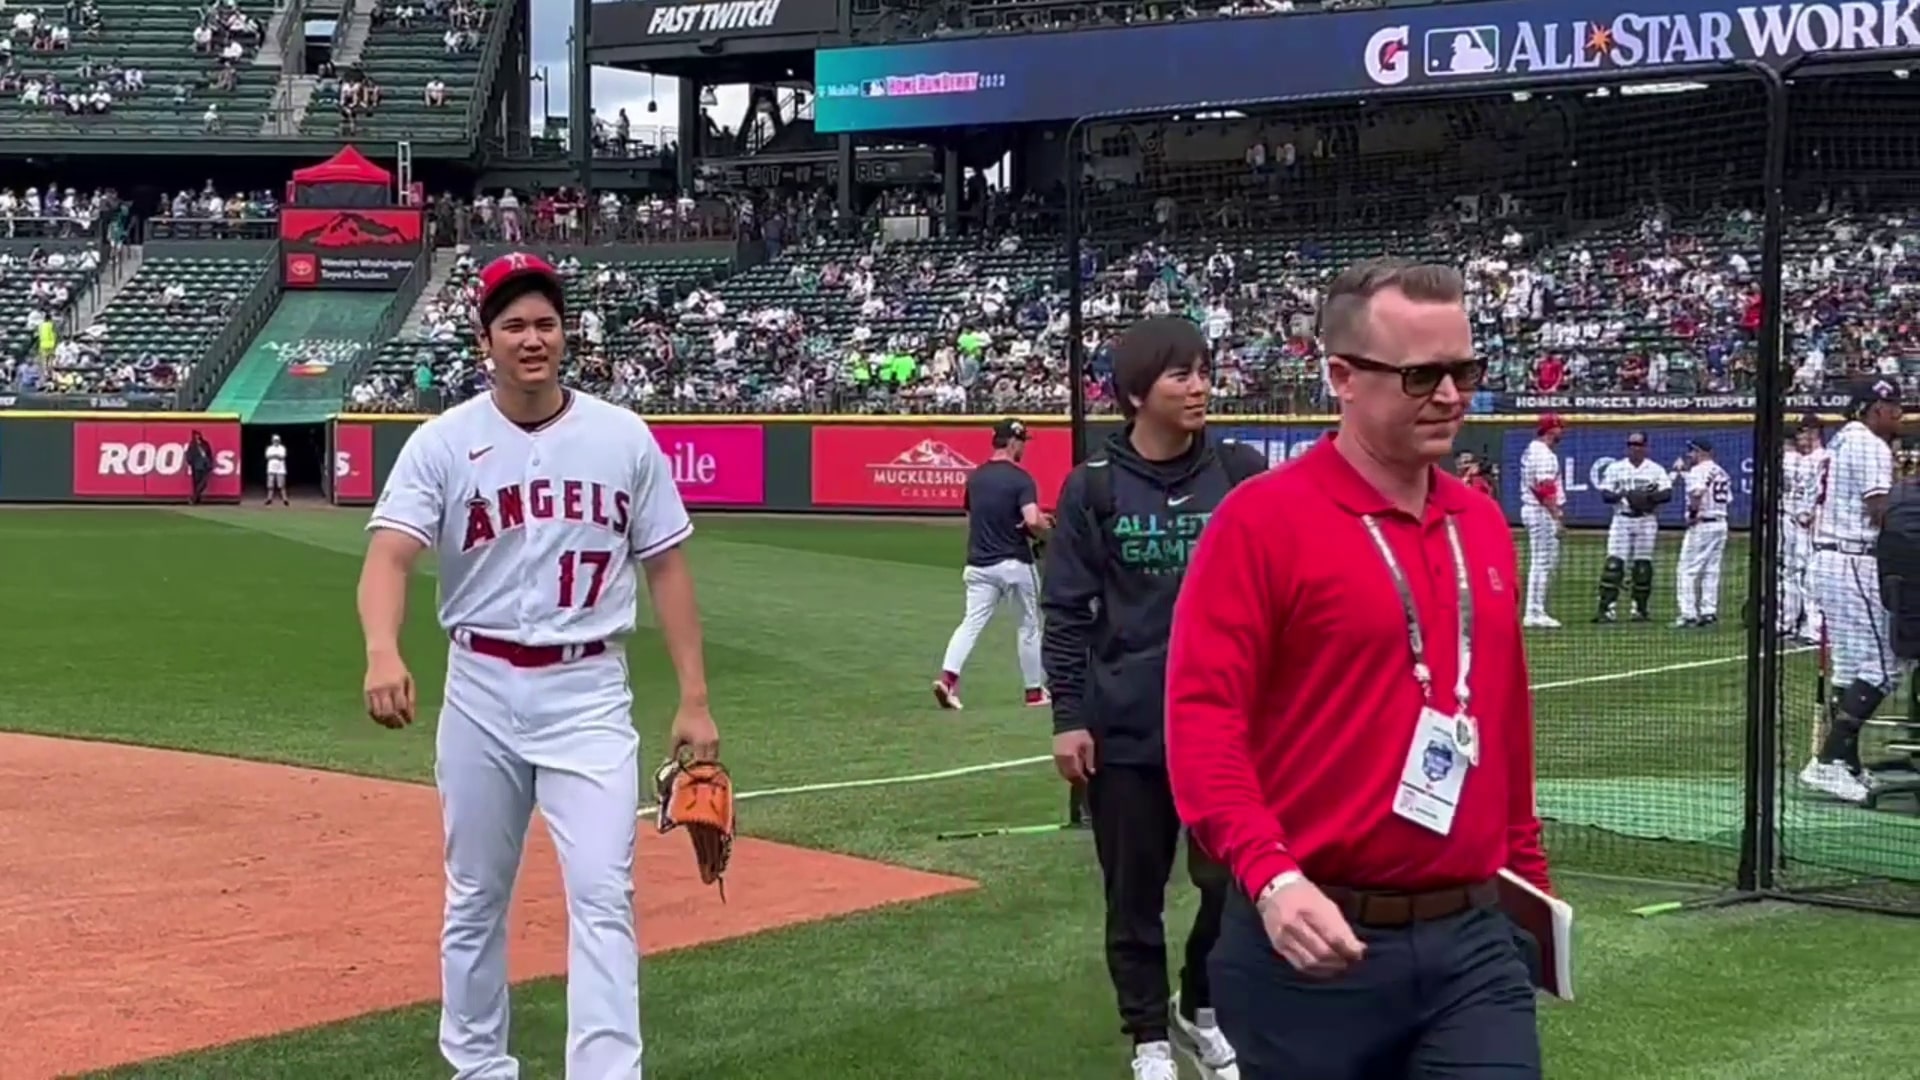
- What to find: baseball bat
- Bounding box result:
[1812,622,1831,762]
[937,823,1073,842]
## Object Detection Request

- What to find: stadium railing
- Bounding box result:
[1062,59,1920,921]
[341,242,435,394]
[461,0,519,148]
[176,242,283,410]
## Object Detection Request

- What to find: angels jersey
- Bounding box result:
[1601,457,1672,516]
[1521,439,1563,508]
[1815,420,1893,547]
[367,390,693,646]
[1682,461,1733,522]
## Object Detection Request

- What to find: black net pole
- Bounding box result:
[1064,121,1089,465]
[1744,58,1791,896]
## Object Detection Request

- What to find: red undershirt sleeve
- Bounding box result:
[1166,484,1299,899]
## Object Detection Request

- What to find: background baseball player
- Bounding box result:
[264,433,289,506]
[1672,438,1733,628]
[356,251,721,1079]
[1520,413,1567,628]
[1779,415,1828,643]
[933,417,1051,711]
[1594,430,1672,622]
[1802,378,1903,805]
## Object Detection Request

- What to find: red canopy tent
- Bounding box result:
[288,146,394,208]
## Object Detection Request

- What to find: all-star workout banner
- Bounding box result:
[815,0,1920,131]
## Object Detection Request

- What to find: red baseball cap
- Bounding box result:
[1537,412,1565,435]
[475,252,565,326]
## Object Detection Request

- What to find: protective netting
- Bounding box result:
[1071,78,1776,888]
[1772,75,1920,910]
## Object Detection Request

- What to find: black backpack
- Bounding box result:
[1877,481,1920,659]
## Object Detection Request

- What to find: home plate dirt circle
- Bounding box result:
[0,732,976,1079]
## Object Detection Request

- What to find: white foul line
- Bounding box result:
[647,649,1814,818]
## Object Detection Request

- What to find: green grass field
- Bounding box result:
[6,507,1920,1080]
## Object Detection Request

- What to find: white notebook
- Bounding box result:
[1496,869,1575,1001]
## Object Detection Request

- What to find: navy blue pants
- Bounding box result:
[1210,890,1542,1079]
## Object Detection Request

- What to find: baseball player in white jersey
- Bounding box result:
[1778,415,1828,642]
[1801,378,1903,805]
[356,252,721,1079]
[1672,438,1733,628]
[933,418,1052,711]
[264,434,289,506]
[1520,412,1567,628]
[1593,430,1673,622]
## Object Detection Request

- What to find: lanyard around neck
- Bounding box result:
[1359,514,1474,713]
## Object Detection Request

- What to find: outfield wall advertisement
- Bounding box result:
[0,414,1776,521]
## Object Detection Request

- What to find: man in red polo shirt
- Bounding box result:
[1165,258,1553,1079]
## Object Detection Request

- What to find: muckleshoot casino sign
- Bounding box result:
[814,0,1920,132]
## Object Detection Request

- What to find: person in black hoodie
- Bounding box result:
[1042,316,1267,1080]
[185,431,214,505]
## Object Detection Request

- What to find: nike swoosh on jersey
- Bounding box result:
[468,446,493,461]
[1168,494,1193,506]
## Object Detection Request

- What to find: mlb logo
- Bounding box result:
[1424,26,1501,77]
[862,79,888,98]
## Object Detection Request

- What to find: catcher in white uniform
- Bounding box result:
[1593,430,1673,622]
[1521,412,1567,628]
[1672,438,1733,628]
[1778,414,1828,643]
[357,252,722,1078]
[1801,378,1903,805]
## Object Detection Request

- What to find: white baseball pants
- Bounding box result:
[436,644,643,1080]
[1522,504,1560,618]
[1676,521,1729,620]
[1778,518,1819,633]
[1606,515,1659,562]
[1810,548,1899,691]
[940,558,1045,687]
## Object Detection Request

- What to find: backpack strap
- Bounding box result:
[1220,442,1268,487]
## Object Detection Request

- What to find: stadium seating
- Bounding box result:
[0,245,102,367]
[57,253,269,395]
[0,0,275,138]
[305,3,492,141]
[345,249,730,411]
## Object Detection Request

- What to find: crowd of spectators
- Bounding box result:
[342,189,1920,415]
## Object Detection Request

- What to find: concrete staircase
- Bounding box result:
[69,245,144,330]
[396,249,460,338]
[333,0,374,67]
[254,2,296,68]
[260,74,319,135]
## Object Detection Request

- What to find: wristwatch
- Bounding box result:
[1255,870,1305,908]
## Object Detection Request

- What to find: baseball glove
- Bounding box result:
[1625,489,1658,516]
[655,756,736,900]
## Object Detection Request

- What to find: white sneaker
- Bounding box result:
[1131,1040,1179,1080]
[1171,996,1240,1080]
[1523,613,1562,629]
[1799,759,1870,804]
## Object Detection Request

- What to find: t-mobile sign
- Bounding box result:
[655,424,765,506]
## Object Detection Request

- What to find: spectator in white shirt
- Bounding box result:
[424,78,446,106]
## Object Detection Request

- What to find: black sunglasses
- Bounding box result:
[1334,353,1487,397]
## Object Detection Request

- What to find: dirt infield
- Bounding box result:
[0,733,976,1079]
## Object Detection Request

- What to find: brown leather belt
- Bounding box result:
[1320,880,1500,928]
[460,632,607,668]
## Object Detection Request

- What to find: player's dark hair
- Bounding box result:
[1110,317,1209,420]
[478,274,566,333]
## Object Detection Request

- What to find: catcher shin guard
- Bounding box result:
[1819,679,1888,770]
[1597,556,1625,618]
[656,757,736,900]
[1630,558,1655,615]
